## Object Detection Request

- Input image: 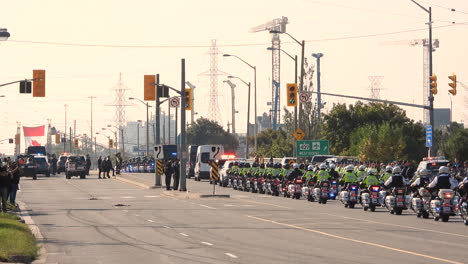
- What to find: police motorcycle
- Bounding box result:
[426,166,458,222]
[384,187,410,215]
[329,180,339,200]
[409,169,432,219]
[455,178,468,225]
[340,183,360,208]
[242,163,252,192]
[361,185,382,212]
[313,180,331,204]
[287,176,303,199]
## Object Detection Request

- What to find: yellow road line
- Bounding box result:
[246,215,463,264]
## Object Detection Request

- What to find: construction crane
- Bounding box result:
[250,17,288,130]
[380,38,439,124]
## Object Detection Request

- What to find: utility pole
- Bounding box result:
[64,104,68,152]
[168,101,171,144]
[155,74,160,144]
[73,120,76,152]
[175,105,178,144]
[299,40,305,128]
[88,96,96,154]
[69,127,72,152]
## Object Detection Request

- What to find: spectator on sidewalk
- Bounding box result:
[106,156,115,178]
[0,165,11,213]
[8,162,20,207]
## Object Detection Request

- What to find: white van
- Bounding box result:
[194,145,213,181]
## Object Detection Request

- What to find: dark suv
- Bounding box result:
[34,155,51,177]
[65,155,87,179]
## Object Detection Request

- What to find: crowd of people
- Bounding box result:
[163,159,180,191]
[0,158,20,213]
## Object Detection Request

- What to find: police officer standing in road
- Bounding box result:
[97,156,103,179]
[172,159,180,191]
[164,160,174,190]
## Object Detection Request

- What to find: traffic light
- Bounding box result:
[185,88,192,111]
[33,70,46,97]
[144,75,156,101]
[448,73,457,96]
[286,83,298,107]
[73,138,79,148]
[430,74,437,95]
[109,139,113,148]
[19,80,32,93]
[8,138,13,144]
[55,134,61,144]
[15,134,20,145]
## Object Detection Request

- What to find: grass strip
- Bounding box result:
[0,212,38,262]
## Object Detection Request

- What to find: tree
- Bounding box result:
[251,128,293,158]
[438,123,468,161]
[186,118,239,152]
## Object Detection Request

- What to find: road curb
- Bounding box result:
[17,201,47,264]
[199,194,231,198]
[114,176,151,189]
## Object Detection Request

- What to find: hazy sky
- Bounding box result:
[1,0,468,155]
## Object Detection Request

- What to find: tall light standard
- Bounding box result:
[64,104,68,152]
[223,54,258,153]
[136,120,142,156]
[269,30,305,129]
[96,132,111,155]
[223,80,237,135]
[312,53,324,120]
[0,28,10,41]
[185,81,196,125]
[268,47,298,156]
[102,128,117,153]
[228,75,251,158]
[107,124,123,155]
[410,0,435,155]
[129,97,152,156]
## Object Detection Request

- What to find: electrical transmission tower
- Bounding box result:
[368,76,384,99]
[200,39,224,125]
[108,73,130,152]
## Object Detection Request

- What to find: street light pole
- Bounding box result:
[224,80,237,135]
[228,75,250,158]
[410,0,435,155]
[129,97,151,156]
[312,53,324,120]
[223,54,257,153]
[64,104,68,152]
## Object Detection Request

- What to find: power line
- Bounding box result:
[6,22,467,49]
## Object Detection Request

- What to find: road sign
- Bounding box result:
[425,125,433,148]
[296,140,329,157]
[169,97,180,108]
[299,92,310,103]
[154,145,164,159]
[210,161,219,181]
[209,145,224,160]
[293,128,305,141]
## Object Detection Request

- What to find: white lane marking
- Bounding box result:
[199,204,216,209]
[246,215,462,264]
[123,210,128,213]
[120,196,136,199]
[147,219,155,223]
[144,195,160,198]
[135,214,140,217]
[179,233,189,237]
[224,204,234,207]
[323,213,468,239]
[225,253,238,259]
[163,226,171,229]
[201,241,213,246]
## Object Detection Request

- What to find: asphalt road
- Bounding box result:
[17,172,468,264]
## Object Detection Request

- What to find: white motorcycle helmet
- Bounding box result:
[392,166,402,174]
[359,165,366,171]
[385,165,393,173]
[293,163,300,169]
[367,169,376,175]
[319,163,327,170]
[439,166,449,174]
[329,163,336,170]
[419,168,430,177]
[346,165,354,172]
[307,165,314,171]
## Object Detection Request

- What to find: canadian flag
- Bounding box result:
[23,126,45,147]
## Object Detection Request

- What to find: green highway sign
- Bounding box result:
[296,140,329,157]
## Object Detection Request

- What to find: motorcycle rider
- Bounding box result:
[312,163,331,185]
[328,163,340,181]
[356,165,367,182]
[339,165,358,189]
[410,168,431,196]
[384,167,406,189]
[427,166,457,194]
[303,165,315,184]
[286,163,303,181]
[381,165,393,182]
[360,169,381,189]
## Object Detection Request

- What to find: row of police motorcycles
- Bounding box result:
[221,164,468,225]
[122,157,155,173]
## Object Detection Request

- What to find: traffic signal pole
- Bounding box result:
[180,59,187,191]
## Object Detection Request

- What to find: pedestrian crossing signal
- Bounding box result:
[286,83,298,107]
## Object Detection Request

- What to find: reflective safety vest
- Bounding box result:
[316,170,331,182]
[361,175,380,187]
[342,171,358,183]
